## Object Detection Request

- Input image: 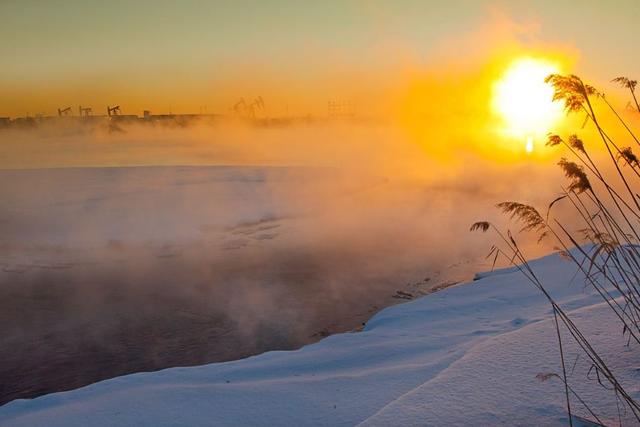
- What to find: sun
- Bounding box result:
[492,57,564,152]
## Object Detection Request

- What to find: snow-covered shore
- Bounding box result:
[0,165,489,404]
[1,250,638,426]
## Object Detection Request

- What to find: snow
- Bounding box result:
[1,250,638,426]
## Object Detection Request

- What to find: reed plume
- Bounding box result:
[474,71,640,425]
[612,77,640,113]
[558,159,591,193]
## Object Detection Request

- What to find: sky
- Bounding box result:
[1,0,639,118]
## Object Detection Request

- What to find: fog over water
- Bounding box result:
[0,121,564,404]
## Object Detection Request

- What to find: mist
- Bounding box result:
[2,18,636,402]
[0,114,576,404]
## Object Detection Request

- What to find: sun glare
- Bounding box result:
[493,57,564,151]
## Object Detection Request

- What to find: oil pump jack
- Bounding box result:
[231,98,247,115]
[79,106,92,117]
[231,97,265,119]
[252,96,265,114]
[107,105,121,117]
[57,106,72,117]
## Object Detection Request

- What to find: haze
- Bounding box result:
[2,0,640,411]
[2,1,640,118]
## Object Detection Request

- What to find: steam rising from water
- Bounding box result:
[2,5,637,407]
[0,119,565,404]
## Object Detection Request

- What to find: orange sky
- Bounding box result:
[1,1,639,118]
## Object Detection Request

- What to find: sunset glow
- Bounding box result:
[4,1,640,424]
[492,58,564,150]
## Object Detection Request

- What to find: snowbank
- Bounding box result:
[1,250,638,426]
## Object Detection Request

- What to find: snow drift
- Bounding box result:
[1,250,638,426]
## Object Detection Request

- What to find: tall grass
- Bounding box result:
[472,74,640,426]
